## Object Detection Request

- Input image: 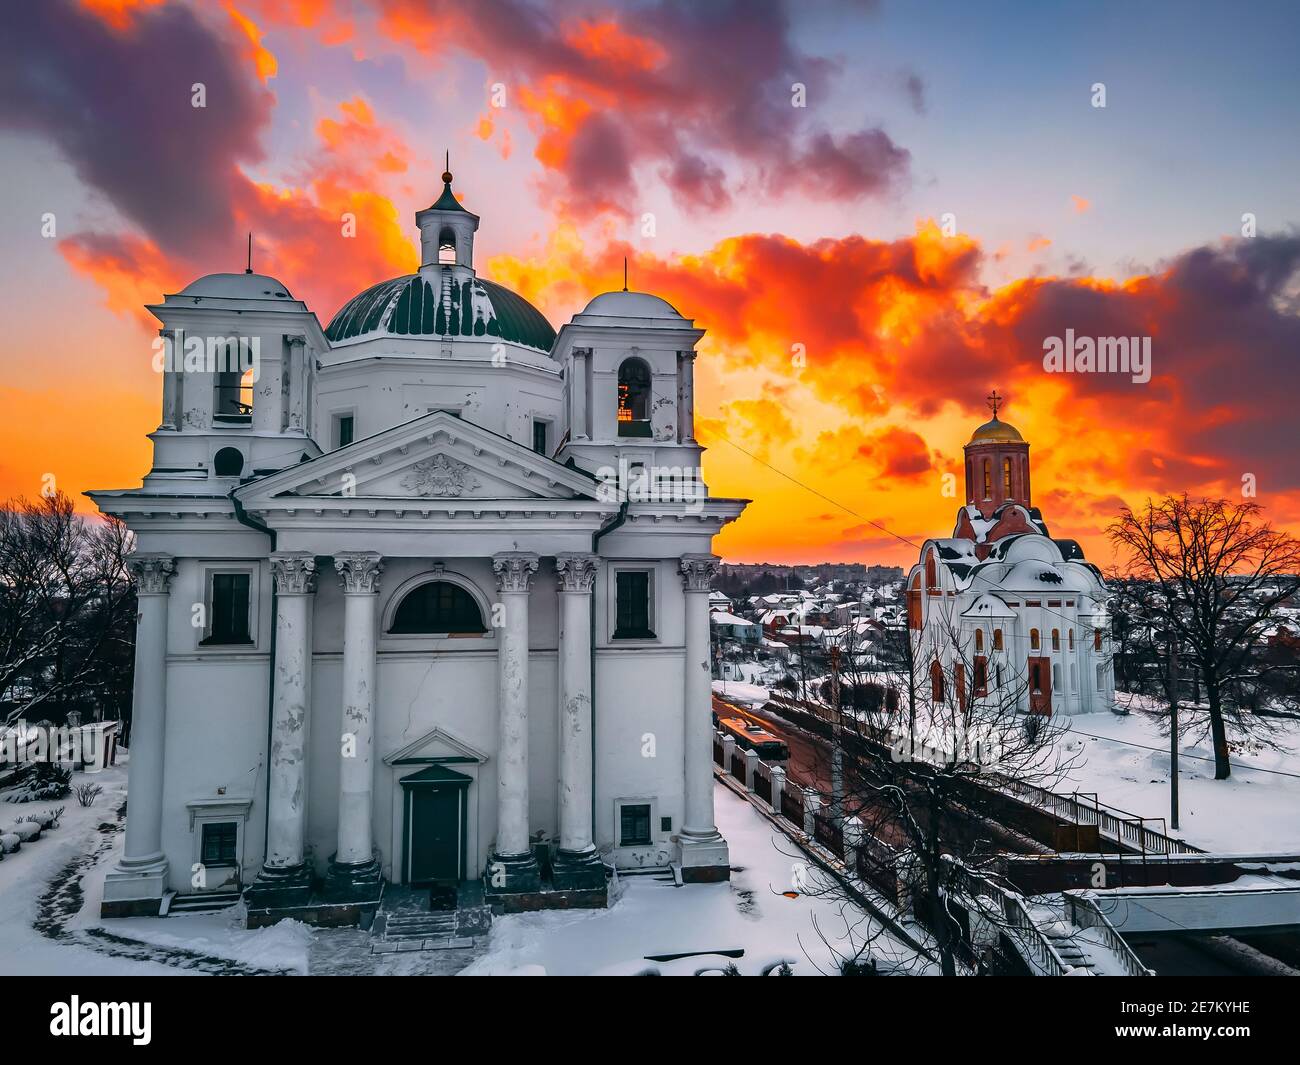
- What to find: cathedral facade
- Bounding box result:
[905,403,1114,717]
[92,169,744,921]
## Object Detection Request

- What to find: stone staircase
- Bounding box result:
[167,890,243,915]
[369,883,490,955]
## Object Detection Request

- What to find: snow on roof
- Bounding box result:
[710,611,756,627]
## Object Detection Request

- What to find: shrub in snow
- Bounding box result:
[31,807,63,829]
[4,763,72,803]
[12,821,41,842]
[75,782,103,807]
[0,833,20,853]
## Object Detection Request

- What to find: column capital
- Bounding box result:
[270,552,318,595]
[555,553,600,593]
[493,551,539,593]
[128,553,175,595]
[335,551,383,594]
[679,553,719,592]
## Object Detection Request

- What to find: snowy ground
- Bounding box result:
[460,784,927,976]
[1057,707,1300,854]
[713,679,770,707]
[1,761,920,976]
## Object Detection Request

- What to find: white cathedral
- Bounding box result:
[905,396,1115,718]
[91,167,745,922]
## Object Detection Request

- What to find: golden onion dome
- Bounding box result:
[968,416,1024,445]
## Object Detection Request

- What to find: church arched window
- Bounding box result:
[1003,457,1012,497]
[617,358,652,437]
[1030,628,1040,650]
[1068,629,1075,650]
[925,552,937,591]
[975,628,984,652]
[438,226,457,265]
[982,459,991,499]
[1094,628,1103,652]
[930,660,945,704]
[1051,628,1060,651]
[993,628,1003,651]
[389,580,485,634]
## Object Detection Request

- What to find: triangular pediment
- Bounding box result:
[236,411,598,507]
[384,724,489,766]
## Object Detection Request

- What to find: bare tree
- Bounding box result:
[0,492,136,726]
[1108,495,1300,778]
[791,604,1080,975]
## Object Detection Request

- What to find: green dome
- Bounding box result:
[325,273,556,352]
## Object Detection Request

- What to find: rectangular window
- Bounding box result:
[532,418,550,455]
[206,573,252,644]
[614,570,654,639]
[336,414,355,448]
[200,821,238,865]
[619,803,652,846]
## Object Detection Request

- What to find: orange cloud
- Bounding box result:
[1071,195,1091,214]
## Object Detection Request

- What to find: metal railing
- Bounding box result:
[943,860,1070,976]
[1064,891,1154,976]
[994,776,1203,855]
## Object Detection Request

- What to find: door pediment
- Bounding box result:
[384,724,489,766]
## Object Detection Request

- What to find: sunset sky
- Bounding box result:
[2,0,1299,567]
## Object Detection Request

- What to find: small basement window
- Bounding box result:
[200,821,238,865]
[619,803,652,847]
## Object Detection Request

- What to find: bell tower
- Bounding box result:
[963,389,1031,517]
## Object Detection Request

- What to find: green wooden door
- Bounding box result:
[402,765,471,885]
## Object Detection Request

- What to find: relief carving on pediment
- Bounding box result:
[399,454,480,497]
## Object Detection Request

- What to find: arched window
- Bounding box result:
[438,226,457,265]
[930,660,945,704]
[1068,629,1075,650]
[993,628,1003,651]
[389,580,485,634]
[617,358,652,437]
[1094,629,1103,652]
[982,459,991,499]
[213,447,244,477]
[1051,628,1060,651]
[1030,628,1040,650]
[975,628,984,652]
[1003,457,1012,497]
[925,553,937,591]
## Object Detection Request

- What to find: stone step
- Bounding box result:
[384,918,458,939]
[170,892,243,913]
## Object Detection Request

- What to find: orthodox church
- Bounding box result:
[90,166,745,922]
[905,394,1114,716]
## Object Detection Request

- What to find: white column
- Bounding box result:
[554,554,601,884]
[264,552,317,871]
[488,551,540,890]
[677,350,696,443]
[103,553,174,910]
[571,348,590,441]
[332,552,382,869]
[285,334,308,433]
[678,553,729,880]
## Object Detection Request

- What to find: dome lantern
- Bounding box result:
[415,153,479,275]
